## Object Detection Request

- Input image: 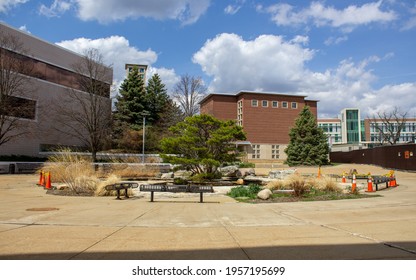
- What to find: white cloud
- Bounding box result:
[224,0,245,15]
[39,0,72,18]
[70,0,210,25]
[0,0,28,13]
[193,32,416,117]
[193,33,315,93]
[324,35,348,45]
[261,1,397,31]
[56,36,179,94]
[18,24,30,33]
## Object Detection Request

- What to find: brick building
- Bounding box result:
[0,23,113,157]
[200,91,318,161]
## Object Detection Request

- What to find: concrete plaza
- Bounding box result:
[0,164,415,260]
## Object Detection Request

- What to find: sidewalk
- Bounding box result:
[0,164,415,260]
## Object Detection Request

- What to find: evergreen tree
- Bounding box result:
[113,67,146,131]
[145,73,169,124]
[161,114,246,174]
[285,106,329,166]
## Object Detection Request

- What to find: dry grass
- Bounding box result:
[41,149,161,196]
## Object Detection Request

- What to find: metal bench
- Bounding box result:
[105,182,139,199]
[139,184,214,203]
[372,176,394,191]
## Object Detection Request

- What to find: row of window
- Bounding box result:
[250,144,280,159]
[251,100,297,109]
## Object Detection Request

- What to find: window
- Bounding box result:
[3,96,36,120]
[237,100,243,126]
[252,145,260,159]
[271,145,280,159]
[291,102,297,109]
[272,101,278,108]
[262,100,268,107]
[251,100,258,107]
[282,101,288,108]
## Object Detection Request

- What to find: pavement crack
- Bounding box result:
[68,205,160,260]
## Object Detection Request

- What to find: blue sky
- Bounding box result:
[1,0,416,118]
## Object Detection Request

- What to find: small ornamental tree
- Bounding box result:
[160,114,246,174]
[285,106,329,166]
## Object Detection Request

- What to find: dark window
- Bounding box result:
[3,96,36,120]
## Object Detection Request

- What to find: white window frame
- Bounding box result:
[252,100,258,107]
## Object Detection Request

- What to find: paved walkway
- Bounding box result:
[0,164,415,259]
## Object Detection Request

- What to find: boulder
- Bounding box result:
[236,178,244,185]
[161,172,174,179]
[257,189,272,200]
[219,165,239,177]
[269,169,297,179]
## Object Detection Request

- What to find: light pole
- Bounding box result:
[141,111,149,163]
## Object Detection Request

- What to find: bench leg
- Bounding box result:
[124,188,129,198]
[150,191,154,202]
[200,192,203,203]
[116,189,121,200]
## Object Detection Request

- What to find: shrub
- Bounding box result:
[322,178,342,193]
[238,162,255,168]
[190,172,222,183]
[286,174,310,197]
[228,184,262,199]
[266,180,287,191]
[173,177,188,185]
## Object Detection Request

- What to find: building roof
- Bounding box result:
[199,90,310,104]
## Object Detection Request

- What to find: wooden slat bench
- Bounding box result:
[139,184,214,203]
[105,182,139,199]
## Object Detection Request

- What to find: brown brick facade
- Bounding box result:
[200,91,318,161]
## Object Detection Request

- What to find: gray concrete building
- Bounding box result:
[0,23,113,157]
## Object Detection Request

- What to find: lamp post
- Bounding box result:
[141,111,149,163]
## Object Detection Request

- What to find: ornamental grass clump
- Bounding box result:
[285,174,310,197]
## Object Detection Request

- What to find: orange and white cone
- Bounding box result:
[351,174,357,193]
[366,176,375,192]
[342,173,346,183]
[37,170,44,186]
[44,172,51,190]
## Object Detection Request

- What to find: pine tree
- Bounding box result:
[285,106,329,166]
[145,73,169,124]
[113,67,146,131]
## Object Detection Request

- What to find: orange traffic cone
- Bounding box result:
[44,172,51,189]
[37,170,44,186]
[351,174,357,193]
[341,173,346,183]
[366,175,375,192]
[390,176,397,187]
[317,166,322,178]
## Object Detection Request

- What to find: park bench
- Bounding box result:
[139,184,214,203]
[371,176,394,191]
[105,182,139,199]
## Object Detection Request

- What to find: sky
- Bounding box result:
[1,0,416,118]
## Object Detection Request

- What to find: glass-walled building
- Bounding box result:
[341,108,362,144]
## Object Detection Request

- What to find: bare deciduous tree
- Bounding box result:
[369,107,408,145]
[172,74,207,117]
[53,49,113,162]
[0,28,35,146]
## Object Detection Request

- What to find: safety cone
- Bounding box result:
[351,174,357,193]
[317,166,322,178]
[44,172,51,190]
[366,175,375,192]
[390,176,397,187]
[341,173,346,183]
[37,170,44,186]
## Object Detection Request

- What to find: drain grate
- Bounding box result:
[26,207,59,211]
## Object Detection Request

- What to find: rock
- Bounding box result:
[236,178,244,185]
[174,170,192,178]
[257,189,272,200]
[268,169,297,179]
[161,172,174,179]
[219,165,239,177]
[238,168,255,176]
